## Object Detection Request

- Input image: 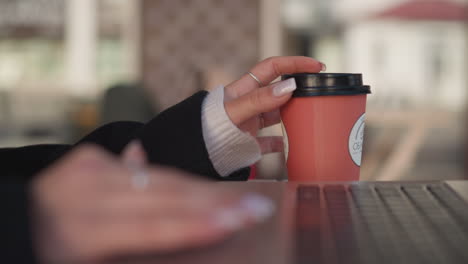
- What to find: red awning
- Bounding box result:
[373,0,468,21]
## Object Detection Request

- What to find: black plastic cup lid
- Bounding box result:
[281,73,371,97]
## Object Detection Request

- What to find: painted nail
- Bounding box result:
[213,193,275,230]
[238,193,276,223]
[213,208,246,231]
[272,78,297,97]
[320,62,327,72]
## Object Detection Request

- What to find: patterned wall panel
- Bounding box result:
[141,0,260,109]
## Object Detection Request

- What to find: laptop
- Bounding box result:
[117,181,468,264]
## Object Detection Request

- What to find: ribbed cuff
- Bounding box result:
[201,85,261,177]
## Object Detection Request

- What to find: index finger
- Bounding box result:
[227,56,324,97]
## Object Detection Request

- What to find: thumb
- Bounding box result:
[225,78,296,125]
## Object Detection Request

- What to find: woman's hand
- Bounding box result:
[224,56,325,154]
[31,144,274,263]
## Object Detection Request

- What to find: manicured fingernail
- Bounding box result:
[213,208,246,231]
[213,193,275,230]
[320,62,327,72]
[239,193,276,223]
[272,78,297,97]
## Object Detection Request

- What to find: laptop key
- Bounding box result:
[402,185,468,263]
[296,185,321,264]
[351,184,426,264]
[325,185,362,264]
[375,185,441,264]
[427,184,468,232]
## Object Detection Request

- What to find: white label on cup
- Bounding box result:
[348,113,366,167]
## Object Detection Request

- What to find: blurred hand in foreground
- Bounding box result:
[32,142,275,263]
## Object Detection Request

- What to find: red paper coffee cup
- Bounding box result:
[280,73,371,182]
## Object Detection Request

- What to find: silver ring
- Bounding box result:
[248,71,264,87]
[130,167,150,190]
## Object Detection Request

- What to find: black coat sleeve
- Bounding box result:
[74,91,249,180]
[0,183,37,263]
[136,91,249,181]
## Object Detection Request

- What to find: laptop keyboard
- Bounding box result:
[296,183,468,264]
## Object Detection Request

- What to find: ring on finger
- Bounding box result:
[247,71,264,87]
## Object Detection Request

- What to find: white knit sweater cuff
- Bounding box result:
[202,85,262,177]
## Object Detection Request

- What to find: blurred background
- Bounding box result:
[0,0,467,181]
